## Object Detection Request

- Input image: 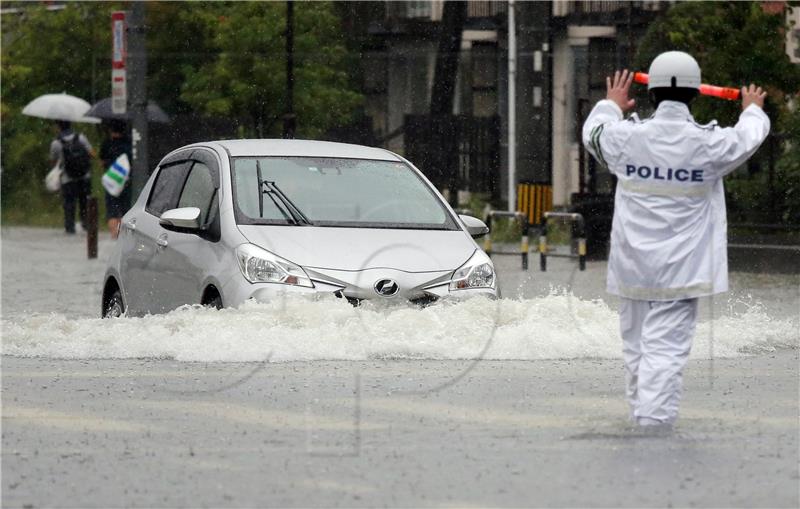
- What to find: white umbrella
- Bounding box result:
[22,93,101,123]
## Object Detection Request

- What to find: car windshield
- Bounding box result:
[232,157,457,229]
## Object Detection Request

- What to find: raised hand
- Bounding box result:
[606,70,636,112]
[741,84,767,110]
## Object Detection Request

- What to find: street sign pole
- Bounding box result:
[507,0,517,212]
[127,2,148,200]
[111,11,127,115]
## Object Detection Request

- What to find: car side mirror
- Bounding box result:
[459,214,489,238]
[160,207,202,231]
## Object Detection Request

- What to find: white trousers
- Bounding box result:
[619,298,698,424]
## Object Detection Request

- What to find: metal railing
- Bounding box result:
[387,1,506,21]
[467,1,507,18]
[552,0,665,17]
[539,212,587,271]
[481,210,530,271]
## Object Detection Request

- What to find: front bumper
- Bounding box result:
[222,267,498,308]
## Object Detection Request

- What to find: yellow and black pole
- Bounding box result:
[539,212,587,272]
[539,219,547,271]
[483,211,529,270]
[520,219,529,271]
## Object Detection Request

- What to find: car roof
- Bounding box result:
[206,139,402,161]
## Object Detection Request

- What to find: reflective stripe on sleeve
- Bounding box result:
[590,124,609,169]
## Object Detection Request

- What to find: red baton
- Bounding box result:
[633,72,741,101]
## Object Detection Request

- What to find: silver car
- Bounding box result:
[102,139,497,317]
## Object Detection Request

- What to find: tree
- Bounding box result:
[634,2,800,224]
[179,2,362,138]
[1,2,112,219]
[1,1,364,223]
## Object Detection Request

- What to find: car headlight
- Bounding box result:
[449,250,495,290]
[235,243,313,287]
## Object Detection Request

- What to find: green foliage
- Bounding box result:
[726,106,800,224]
[145,2,226,115]
[179,2,363,138]
[2,1,363,224]
[635,2,800,225]
[776,108,800,223]
[1,3,111,222]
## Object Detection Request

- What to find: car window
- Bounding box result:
[178,162,217,224]
[146,161,192,217]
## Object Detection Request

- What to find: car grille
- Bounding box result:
[334,291,438,308]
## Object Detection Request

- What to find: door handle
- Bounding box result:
[156,234,168,248]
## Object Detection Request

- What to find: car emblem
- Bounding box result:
[373,278,399,297]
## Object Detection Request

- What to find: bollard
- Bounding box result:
[539,211,586,272]
[521,225,529,271]
[87,196,98,259]
[539,219,547,272]
[483,210,528,270]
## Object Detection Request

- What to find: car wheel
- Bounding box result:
[103,288,125,318]
[204,292,223,310]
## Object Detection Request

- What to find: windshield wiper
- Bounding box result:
[255,161,312,226]
[264,181,312,225]
[256,161,313,226]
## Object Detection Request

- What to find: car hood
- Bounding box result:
[237,225,475,272]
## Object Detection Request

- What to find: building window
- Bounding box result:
[471,42,497,117]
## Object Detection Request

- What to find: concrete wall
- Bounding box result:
[551,36,576,208]
[550,26,616,207]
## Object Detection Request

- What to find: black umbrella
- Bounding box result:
[86,98,170,123]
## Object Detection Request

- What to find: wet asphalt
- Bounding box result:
[2,353,798,508]
[2,227,799,507]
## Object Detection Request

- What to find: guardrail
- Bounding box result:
[539,212,586,271]
[478,210,530,270]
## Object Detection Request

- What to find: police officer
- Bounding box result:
[582,52,769,428]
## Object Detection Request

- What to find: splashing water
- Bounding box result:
[2,293,796,362]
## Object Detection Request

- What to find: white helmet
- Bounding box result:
[647,51,701,90]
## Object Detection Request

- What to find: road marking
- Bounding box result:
[2,405,159,433]
[349,396,618,428]
[136,399,382,431]
[298,479,377,496]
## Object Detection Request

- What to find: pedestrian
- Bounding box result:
[99,119,132,239]
[50,120,95,234]
[582,52,770,429]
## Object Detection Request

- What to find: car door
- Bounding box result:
[153,157,222,309]
[120,159,192,315]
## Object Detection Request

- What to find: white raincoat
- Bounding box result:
[582,100,770,301]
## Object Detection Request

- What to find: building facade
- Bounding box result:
[353,1,669,211]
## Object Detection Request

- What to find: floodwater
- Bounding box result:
[2,227,798,508]
[2,227,797,362]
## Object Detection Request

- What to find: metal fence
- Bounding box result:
[404,114,501,199]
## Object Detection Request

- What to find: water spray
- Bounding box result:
[633,72,741,101]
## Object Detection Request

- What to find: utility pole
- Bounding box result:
[283,1,296,139]
[128,1,148,198]
[430,1,467,205]
[507,0,517,212]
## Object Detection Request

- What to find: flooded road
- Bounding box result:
[2,227,798,507]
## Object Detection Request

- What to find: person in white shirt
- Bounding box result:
[582,51,770,428]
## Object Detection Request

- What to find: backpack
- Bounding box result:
[60,134,91,179]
